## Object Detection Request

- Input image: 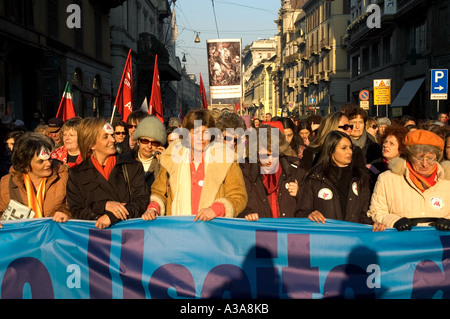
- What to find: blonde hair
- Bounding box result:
[310,111,347,148]
[77,117,109,160]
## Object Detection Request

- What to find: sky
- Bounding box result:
[174,0,281,87]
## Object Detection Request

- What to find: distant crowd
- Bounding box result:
[1,104,450,232]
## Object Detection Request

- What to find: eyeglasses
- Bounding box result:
[127,124,137,129]
[411,156,437,165]
[138,138,161,147]
[338,124,354,131]
[115,131,126,136]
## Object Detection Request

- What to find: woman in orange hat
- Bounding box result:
[368,129,450,231]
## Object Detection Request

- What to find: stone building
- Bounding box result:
[0,0,123,124]
[347,0,450,119]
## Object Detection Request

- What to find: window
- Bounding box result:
[438,6,450,45]
[371,42,380,68]
[383,36,392,64]
[408,22,426,54]
[47,0,58,37]
[95,11,102,60]
[362,47,370,73]
[352,55,360,77]
[5,0,34,27]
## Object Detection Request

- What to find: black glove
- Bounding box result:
[393,217,414,231]
[435,218,450,231]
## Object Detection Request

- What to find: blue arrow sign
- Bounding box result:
[431,69,448,100]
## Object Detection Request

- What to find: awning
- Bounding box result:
[390,77,425,107]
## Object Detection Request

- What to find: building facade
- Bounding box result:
[243,38,277,118]
[347,0,450,119]
[0,0,122,125]
[110,0,183,120]
[298,0,351,117]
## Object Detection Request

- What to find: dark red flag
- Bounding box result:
[149,55,164,123]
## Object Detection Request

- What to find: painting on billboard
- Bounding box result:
[207,39,242,99]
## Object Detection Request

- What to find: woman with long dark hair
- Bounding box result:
[295,131,379,229]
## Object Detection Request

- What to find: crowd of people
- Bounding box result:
[1,105,450,232]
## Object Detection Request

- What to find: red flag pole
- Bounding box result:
[149,55,164,123]
[200,74,208,109]
[111,49,133,124]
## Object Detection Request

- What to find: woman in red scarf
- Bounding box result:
[368,129,450,231]
[67,118,149,229]
[238,125,306,221]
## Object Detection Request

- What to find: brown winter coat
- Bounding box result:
[0,161,70,218]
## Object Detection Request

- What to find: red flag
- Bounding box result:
[200,74,208,109]
[179,107,184,121]
[113,49,133,123]
[56,82,77,121]
[149,55,164,123]
[235,101,239,115]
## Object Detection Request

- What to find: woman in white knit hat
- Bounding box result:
[133,116,167,190]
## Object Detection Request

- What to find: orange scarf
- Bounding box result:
[91,154,117,181]
[23,174,47,218]
[406,161,438,192]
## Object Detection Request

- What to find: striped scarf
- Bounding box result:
[23,173,47,218]
[406,161,438,192]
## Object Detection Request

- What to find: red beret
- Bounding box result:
[404,129,444,151]
[261,121,284,134]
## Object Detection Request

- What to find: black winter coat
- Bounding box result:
[295,164,373,224]
[67,152,149,225]
[238,156,306,218]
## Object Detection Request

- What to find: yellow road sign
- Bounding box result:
[374,79,391,105]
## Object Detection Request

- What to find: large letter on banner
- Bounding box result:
[0,218,449,299]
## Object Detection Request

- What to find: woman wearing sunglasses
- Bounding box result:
[301,111,365,172]
[112,120,128,144]
[133,116,167,190]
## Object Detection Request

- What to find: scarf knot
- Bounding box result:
[406,161,438,192]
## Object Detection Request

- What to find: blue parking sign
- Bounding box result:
[431,69,448,100]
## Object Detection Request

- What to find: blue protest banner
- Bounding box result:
[0,217,448,299]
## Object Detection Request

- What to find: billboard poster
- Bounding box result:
[207,39,242,99]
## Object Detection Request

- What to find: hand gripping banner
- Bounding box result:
[0,217,449,299]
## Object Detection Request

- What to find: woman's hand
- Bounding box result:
[53,211,69,223]
[245,213,259,221]
[308,210,326,224]
[142,208,158,221]
[372,222,387,232]
[105,201,129,220]
[288,180,299,197]
[95,214,111,229]
[194,208,216,222]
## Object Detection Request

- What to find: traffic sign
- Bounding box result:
[374,79,391,105]
[359,90,370,101]
[431,69,448,100]
[310,98,316,104]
